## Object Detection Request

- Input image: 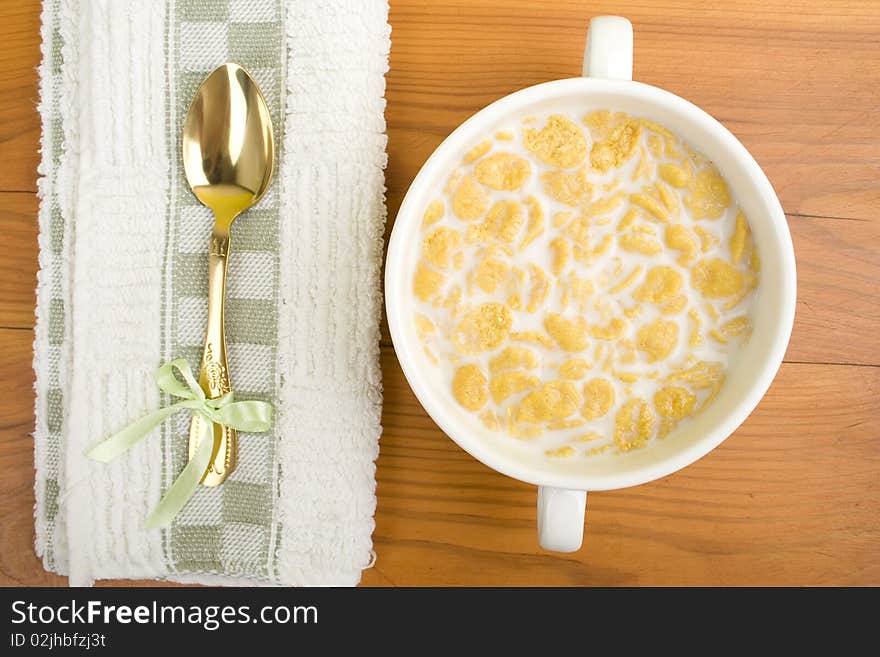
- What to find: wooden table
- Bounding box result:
[1,0,878,586]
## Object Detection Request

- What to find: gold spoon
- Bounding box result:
[182,63,274,486]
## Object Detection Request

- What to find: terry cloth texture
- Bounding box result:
[33,0,390,586]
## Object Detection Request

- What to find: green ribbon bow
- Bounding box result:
[86,359,273,528]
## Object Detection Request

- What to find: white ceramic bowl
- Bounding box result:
[385,16,796,552]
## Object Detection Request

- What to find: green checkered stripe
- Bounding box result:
[36,0,66,573]
[162,0,284,579]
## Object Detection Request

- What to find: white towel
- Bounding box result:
[33,0,390,586]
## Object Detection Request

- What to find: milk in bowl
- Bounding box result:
[407,109,760,463]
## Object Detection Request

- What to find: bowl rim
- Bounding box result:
[385,76,796,491]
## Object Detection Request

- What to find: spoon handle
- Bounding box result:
[187,226,236,485]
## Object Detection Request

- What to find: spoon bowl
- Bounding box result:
[183,63,274,220]
[182,62,274,486]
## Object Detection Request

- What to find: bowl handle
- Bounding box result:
[538,487,588,552]
[582,15,633,81]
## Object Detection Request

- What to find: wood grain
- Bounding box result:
[0,0,40,192]
[0,0,878,586]
[785,214,880,366]
[0,193,38,329]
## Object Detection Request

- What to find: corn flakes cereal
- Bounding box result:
[630,193,670,223]
[619,231,663,256]
[655,181,680,215]
[590,120,642,172]
[414,313,435,339]
[615,371,639,384]
[547,418,587,430]
[452,175,489,220]
[636,318,679,362]
[713,316,751,342]
[541,167,592,206]
[442,284,462,310]
[465,140,492,163]
[543,445,575,458]
[583,109,626,134]
[582,378,615,419]
[552,211,573,228]
[413,261,445,302]
[659,294,688,315]
[614,398,654,451]
[666,361,723,389]
[562,273,594,311]
[623,304,642,320]
[658,162,691,189]
[474,152,532,191]
[423,227,462,269]
[523,114,588,168]
[545,314,590,352]
[491,199,526,242]
[453,303,512,354]
[692,258,745,298]
[469,200,525,244]
[490,370,540,404]
[480,408,501,431]
[565,214,593,249]
[516,381,581,424]
[422,199,445,227]
[693,226,719,252]
[520,196,545,249]
[638,118,675,139]
[616,207,639,232]
[489,346,538,373]
[526,264,551,313]
[509,423,544,439]
[590,318,627,340]
[608,265,642,294]
[653,386,697,420]
[586,192,626,217]
[633,266,683,304]
[559,359,590,379]
[615,338,637,365]
[510,331,555,348]
[632,146,651,181]
[664,136,681,159]
[452,364,488,411]
[688,309,703,346]
[729,209,751,265]
[472,252,510,293]
[549,237,570,276]
[665,224,698,262]
[587,233,613,259]
[684,166,730,219]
